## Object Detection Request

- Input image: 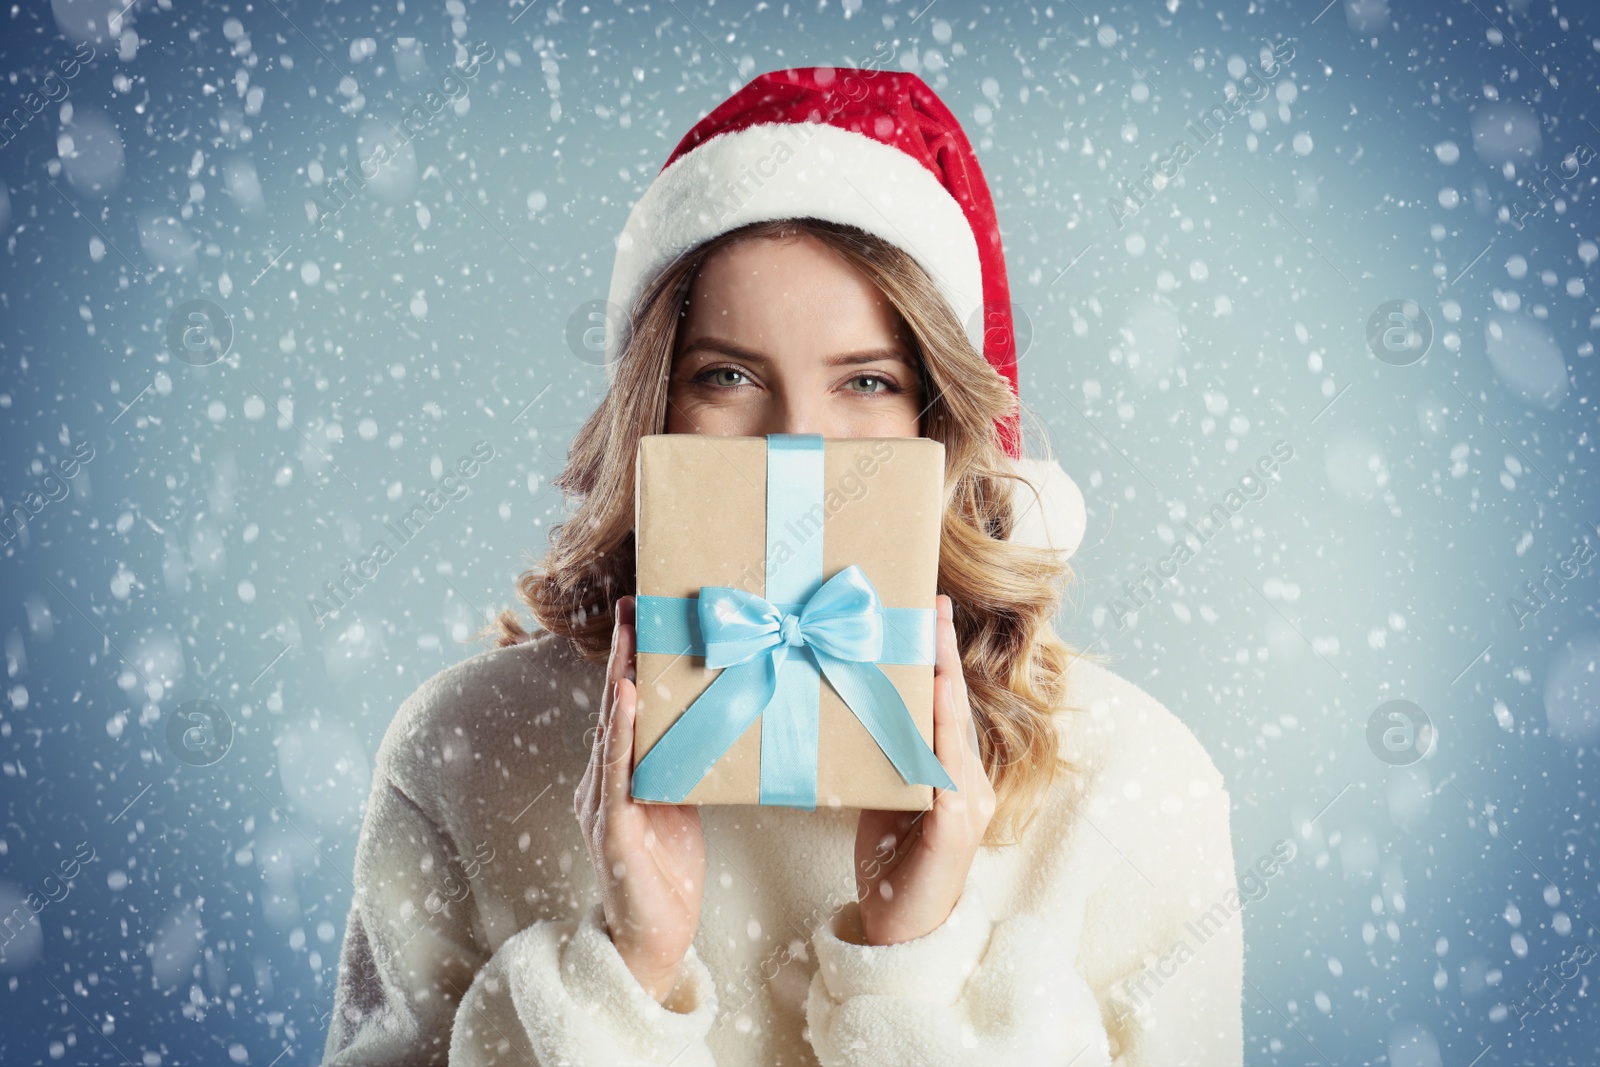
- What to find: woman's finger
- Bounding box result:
[937,595,973,718]
[930,597,955,782]
[578,667,611,814]
[600,675,638,818]
[605,598,638,813]
[933,594,955,677]
[932,596,968,714]
[618,595,637,684]
[930,598,972,780]
[930,670,970,802]
[583,598,635,821]
[610,597,637,744]
[606,596,637,707]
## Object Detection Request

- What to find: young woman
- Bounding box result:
[324,68,1242,1066]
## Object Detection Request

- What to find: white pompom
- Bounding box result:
[1006,455,1087,559]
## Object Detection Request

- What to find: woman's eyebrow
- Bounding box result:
[828,349,915,367]
[679,337,913,365]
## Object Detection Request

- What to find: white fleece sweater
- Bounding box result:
[321,456,1243,1066]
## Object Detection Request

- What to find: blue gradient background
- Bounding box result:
[1,0,1596,1063]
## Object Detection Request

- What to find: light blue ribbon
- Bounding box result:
[632,433,954,810]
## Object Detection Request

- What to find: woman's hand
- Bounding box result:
[575,595,707,1005]
[853,593,997,946]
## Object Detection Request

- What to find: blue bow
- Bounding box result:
[700,564,884,672]
[631,434,954,810]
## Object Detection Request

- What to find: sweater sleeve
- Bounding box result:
[448,901,720,1066]
[804,709,1243,1066]
[323,773,722,1066]
[321,774,491,1065]
[1093,785,1245,1066]
[803,883,1113,1065]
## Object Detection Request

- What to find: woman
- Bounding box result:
[324,67,1241,1066]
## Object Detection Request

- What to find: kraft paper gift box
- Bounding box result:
[630,433,955,811]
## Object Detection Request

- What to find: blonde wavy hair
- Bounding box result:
[483,217,1099,846]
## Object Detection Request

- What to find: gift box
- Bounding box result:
[630,433,953,811]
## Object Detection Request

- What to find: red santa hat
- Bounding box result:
[604,65,1023,458]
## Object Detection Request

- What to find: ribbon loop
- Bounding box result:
[795,564,886,663]
[698,586,785,670]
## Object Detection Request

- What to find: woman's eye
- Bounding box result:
[699,367,749,387]
[847,374,896,394]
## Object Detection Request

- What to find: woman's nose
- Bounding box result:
[766,397,827,436]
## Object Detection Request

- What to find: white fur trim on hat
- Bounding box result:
[604,122,985,372]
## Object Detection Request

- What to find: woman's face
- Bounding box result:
[665,234,924,438]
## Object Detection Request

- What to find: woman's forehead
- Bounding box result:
[680,237,908,342]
